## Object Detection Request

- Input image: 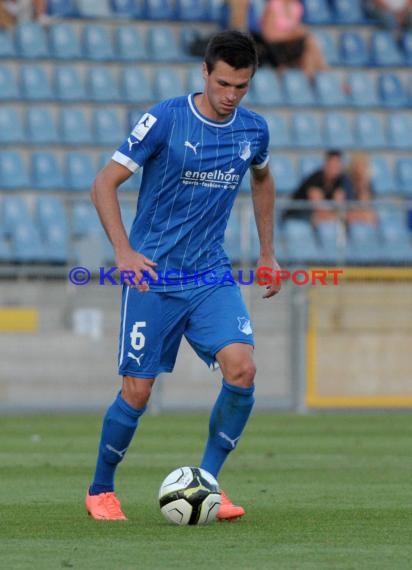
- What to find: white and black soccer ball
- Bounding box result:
[159,466,221,525]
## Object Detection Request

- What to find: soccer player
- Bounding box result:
[86,30,281,521]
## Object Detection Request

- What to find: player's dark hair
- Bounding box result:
[326,149,342,159]
[204,30,258,76]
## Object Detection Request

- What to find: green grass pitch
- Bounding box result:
[1,412,412,569]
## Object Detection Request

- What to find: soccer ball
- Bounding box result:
[159,466,221,525]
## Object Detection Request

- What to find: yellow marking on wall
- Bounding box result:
[0,308,38,332]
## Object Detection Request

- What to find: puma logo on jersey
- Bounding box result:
[127,136,139,151]
[184,140,200,155]
[218,431,241,449]
[128,351,144,365]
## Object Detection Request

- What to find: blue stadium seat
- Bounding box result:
[207,0,226,23]
[283,219,320,264]
[111,0,141,17]
[354,113,386,150]
[48,23,81,59]
[153,67,185,100]
[316,220,343,265]
[324,112,354,149]
[347,72,378,107]
[0,64,18,99]
[31,151,65,190]
[120,67,153,103]
[324,111,355,149]
[0,151,29,189]
[72,201,102,236]
[331,0,365,24]
[0,236,12,261]
[82,24,114,61]
[378,73,408,108]
[15,22,49,59]
[77,0,111,17]
[2,196,31,235]
[175,0,208,21]
[12,222,46,263]
[387,113,412,150]
[93,108,125,145]
[370,156,395,196]
[248,69,283,106]
[35,195,67,229]
[48,0,77,16]
[115,26,147,61]
[312,30,339,66]
[298,155,323,181]
[401,31,412,65]
[54,66,86,101]
[60,108,93,145]
[370,31,404,66]
[396,158,412,198]
[147,26,181,61]
[264,112,290,148]
[302,0,332,24]
[314,72,347,107]
[339,32,368,66]
[26,106,58,144]
[282,70,316,107]
[346,222,381,264]
[65,153,96,191]
[269,155,298,195]
[144,0,175,20]
[35,195,69,262]
[20,64,53,100]
[42,223,70,263]
[87,67,120,102]
[0,28,15,58]
[380,217,412,264]
[0,106,24,144]
[186,65,205,94]
[291,113,323,148]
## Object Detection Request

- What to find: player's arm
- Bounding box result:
[250,163,281,298]
[91,160,157,291]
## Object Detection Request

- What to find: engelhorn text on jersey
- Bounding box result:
[182,169,240,189]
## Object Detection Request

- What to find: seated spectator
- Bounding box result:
[1,0,50,25]
[346,153,378,226]
[260,0,328,79]
[285,150,353,224]
[366,1,412,38]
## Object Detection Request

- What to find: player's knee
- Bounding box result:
[225,360,256,388]
[122,376,154,409]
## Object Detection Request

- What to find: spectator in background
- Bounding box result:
[260,0,328,80]
[285,150,353,224]
[366,0,412,38]
[1,0,50,25]
[346,153,378,226]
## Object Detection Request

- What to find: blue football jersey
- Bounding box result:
[112,94,269,290]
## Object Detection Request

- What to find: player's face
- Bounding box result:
[201,60,253,121]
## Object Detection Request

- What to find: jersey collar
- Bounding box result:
[188,93,237,128]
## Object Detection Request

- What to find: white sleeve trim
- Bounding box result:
[112,151,140,173]
[251,156,270,170]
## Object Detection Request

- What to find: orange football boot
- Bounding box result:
[85,490,128,521]
[217,490,245,521]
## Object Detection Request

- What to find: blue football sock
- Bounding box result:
[200,379,255,479]
[89,391,146,495]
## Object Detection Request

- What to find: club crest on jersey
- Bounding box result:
[128,113,157,150]
[237,317,253,335]
[238,140,251,161]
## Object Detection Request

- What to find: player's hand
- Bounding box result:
[257,255,282,299]
[116,247,158,292]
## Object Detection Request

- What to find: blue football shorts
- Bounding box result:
[117,282,254,379]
